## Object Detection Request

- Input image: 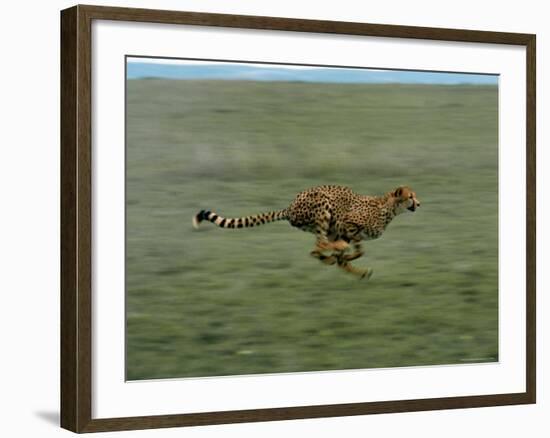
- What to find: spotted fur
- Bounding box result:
[193,185,420,278]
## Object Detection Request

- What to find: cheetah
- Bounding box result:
[192,185,420,279]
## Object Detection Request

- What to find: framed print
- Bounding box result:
[60,4,536,433]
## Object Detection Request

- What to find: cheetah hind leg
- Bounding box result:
[310,252,338,265]
[337,260,373,280]
[310,239,349,265]
[335,243,372,279]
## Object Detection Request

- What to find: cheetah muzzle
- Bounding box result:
[193,185,420,279]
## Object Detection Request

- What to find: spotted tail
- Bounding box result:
[192,208,288,229]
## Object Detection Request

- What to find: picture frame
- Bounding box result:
[60,4,536,433]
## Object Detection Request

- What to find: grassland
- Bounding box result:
[126,79,498,380]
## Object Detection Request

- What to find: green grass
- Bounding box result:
[126,80,498,380]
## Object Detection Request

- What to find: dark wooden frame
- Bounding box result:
[61,4,536,433]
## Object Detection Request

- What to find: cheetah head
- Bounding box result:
[391,186,420,214]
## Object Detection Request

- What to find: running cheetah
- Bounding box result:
[192,185,420,279]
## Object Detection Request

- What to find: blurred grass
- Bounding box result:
[126,79,498,380]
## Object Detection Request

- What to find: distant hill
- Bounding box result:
[127,62,498,85]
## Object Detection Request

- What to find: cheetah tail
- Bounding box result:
[192,209,288,230]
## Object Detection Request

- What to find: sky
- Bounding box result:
[126,58,498,85]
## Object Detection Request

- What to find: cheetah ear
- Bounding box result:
[394,187,403,197]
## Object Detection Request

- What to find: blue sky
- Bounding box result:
[126,58,498,85]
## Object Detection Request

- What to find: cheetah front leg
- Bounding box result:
[310,240,349,265]
[319,242,363,267]
[340,242,364,262]
[310,215,349,264]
